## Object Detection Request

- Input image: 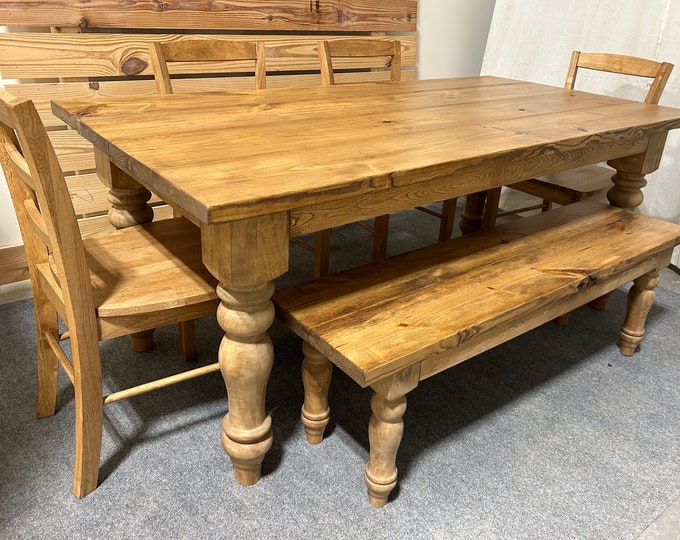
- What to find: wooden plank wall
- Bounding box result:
[0,1,417,31]
[0,1,417,285]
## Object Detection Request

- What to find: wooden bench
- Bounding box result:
[273,200,680,507]
[0,0,417,285]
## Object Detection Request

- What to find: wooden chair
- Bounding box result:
[149,39,267,94]
[486,51,674,224]
[305,39,456,277]
[0,89,221,499]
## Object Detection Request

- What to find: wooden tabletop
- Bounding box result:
[51,76,680,226]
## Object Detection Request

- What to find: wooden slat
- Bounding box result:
[0,33,415,80]
[0,14,417,286]
[0,244,29,284]
[0,1,417,32]
[48,130,96,172]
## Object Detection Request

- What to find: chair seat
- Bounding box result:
[512,164,613,206]
[82,217,218,317]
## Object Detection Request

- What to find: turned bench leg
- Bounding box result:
[619,270,660,356]
[364,366,420,508]
[301,342,333,444]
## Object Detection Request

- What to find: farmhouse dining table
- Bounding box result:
[51,76,680,486]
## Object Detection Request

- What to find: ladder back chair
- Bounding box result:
[0,89,221,499]
[311,39,456,276]
[485,51,674,225]
[149,39,267,94]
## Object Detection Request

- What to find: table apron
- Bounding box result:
[290,136,650,236]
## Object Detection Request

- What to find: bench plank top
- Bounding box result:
[274,201,680,386]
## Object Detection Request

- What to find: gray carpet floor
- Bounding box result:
[1,206,679,539]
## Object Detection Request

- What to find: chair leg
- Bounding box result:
[34,291,59,418]
[438,198,457,241]
[589,291,613,310]
[70,335,104,499]
[300,342,333,444]
[371,215,390,261]
[555,311,573,326]
[619,270,660,357]
[178,320,196,361]
[130,329,155,352]
[481,187,502,231]
[364,366,419,507]
[313,229,331,278]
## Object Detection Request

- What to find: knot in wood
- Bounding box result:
[121,57,148,76]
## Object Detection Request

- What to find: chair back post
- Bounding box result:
[0,93,99,343]
[564,50,674,104]
[148,42,173,95]
[318,40,335,86]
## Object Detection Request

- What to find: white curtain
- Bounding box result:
[481,0,680,266]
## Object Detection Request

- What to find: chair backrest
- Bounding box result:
[318,39,402,86]
[149,39,267,94]
[0,89,97,330]
[564,51,674,105]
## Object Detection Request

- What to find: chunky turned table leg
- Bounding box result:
[301,342,332,444]
[217,282,275,485]
[95,149,157,350]
[201,211,289,486]
[459,191,487,234]
[364,366,419,507]
[620,270,660,356]
[106,185,154,229]
[606,170,647,210]
[95,148,155,229]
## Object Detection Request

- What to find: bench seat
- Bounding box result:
[273,199,680,506]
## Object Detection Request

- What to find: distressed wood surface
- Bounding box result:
[52,77,680,226]
[0,28,415,284]
[274,201,680,387]
[280,199,680,506]
[0,1,417,31]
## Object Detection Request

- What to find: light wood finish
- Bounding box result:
[273,200,680,504]
[0,26,416,283]
[51,76,680,493]
[149,39,267,95]
[0,244,29,285]
[312,38,401,273]
[320,38,457,245]
[0,90,220,499]
[0,1,417,32]
[312,38,414,274]
[487,51,674,224]
[318,38,402,86]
